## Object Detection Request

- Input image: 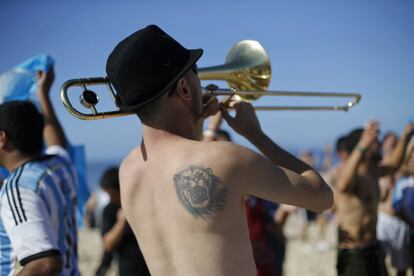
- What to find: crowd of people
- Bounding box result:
[0,24,413,276]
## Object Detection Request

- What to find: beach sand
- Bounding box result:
[78,213,403,276]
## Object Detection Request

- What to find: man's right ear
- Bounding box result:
[175,78,192,102]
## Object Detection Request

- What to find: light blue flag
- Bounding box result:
[0,54,54,105]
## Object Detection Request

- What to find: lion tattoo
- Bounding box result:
[173,166,227,219]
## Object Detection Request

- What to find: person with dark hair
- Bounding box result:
[106,24,332,276]
[334,121,414,276]
[327,135,350,192]
[377,131,411,276]
[98,167,150,276]
[393,144,414,256]
[0,67,79,275]
[392,143,414,225]
[0,102,44,154]
[335,136,349,163]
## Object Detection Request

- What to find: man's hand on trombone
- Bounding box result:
[201,83,264,140]
[221,101,262,140]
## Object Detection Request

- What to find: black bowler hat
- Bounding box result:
[106,25,203,111]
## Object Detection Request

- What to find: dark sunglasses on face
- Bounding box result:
[191,64,198,75]
[168,64,198,97]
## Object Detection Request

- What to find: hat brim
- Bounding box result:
[117,48,204,112]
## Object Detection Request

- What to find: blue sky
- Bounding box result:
[1,0,413,163]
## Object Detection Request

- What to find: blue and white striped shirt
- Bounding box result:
[0,146,79,275]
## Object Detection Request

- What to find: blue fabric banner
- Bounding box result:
[0,54,54,105]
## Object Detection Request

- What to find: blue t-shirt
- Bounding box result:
[393,176,414,225]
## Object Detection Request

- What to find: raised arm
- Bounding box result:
[194,90,220,141]
[203,112,223,142]
[380,123,414,176]
[36,67,68,148]
[398,143,414,176]
[221,102,333,212]
[335,122,378,193]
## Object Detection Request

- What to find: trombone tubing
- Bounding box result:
[209,89,361,111]
[60,77,134,120]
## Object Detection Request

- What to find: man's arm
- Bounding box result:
[192,85,220,141]
[335,122,378,193]
[37,67,68,148]
[17,255,62,276]
[221,102,333,212]
[102,208,127,252]
[203,112,223,142]
[399,141,414,176]
[400,162,414,176]
[381,123,414,176]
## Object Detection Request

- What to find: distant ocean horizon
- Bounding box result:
[86,147,339,191]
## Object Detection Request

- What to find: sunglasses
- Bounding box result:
[191,64,198,75]
[168,64,199,97]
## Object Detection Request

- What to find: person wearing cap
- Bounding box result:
[106,24,333,276]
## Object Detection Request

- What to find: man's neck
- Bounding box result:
[2,152,37,173]
[141,112,197,141]
[142,124,195,143]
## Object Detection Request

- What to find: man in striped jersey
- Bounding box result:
[0,67,79,275]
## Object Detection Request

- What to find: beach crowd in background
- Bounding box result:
[1,55,414,276]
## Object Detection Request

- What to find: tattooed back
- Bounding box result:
[119,139,257,276]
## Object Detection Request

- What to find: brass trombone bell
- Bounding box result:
[198,40,361,111]
[60,40,361,120]
[199,40,271,101]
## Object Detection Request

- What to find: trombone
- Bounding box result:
[60,40,361,120]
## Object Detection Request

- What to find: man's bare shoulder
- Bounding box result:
[119,146,142,182]
[197,141,263,168]
[202,140,257,157]
[121,145,140,164]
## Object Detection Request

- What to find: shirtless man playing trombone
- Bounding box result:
[105,24,333,276]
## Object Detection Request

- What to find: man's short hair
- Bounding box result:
[345,128,363,154]
[135,93,168,123]
[335,135,348,153]
[0,101,43,155]
[100,167,119,190]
